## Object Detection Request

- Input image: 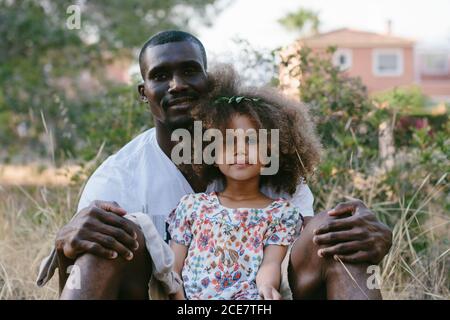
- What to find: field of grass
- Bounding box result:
[0,164,448,300]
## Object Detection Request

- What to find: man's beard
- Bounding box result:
[161,93,199,131]
[165,114,194,131]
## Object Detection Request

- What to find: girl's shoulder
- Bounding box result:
[269,197,294,209]
[170,192,215,222]
[179,192,216,205]
[269,198,304,218]
[267,199,304,232]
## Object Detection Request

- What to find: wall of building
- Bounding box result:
[344,47,416,93]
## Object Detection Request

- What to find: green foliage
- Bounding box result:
[373,86,429,114]
[278,8,320,35]
[296,46,449,245]
[0,0,220,163]
[230,37,279,86]
[373,86,449,147]
[61,84,153,161]
[299,46,380,161]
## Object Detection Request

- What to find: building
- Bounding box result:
[280,28,450,101]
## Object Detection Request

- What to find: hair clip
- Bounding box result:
[214,96,260,105]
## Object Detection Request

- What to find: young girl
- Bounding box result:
[167,67,322,300]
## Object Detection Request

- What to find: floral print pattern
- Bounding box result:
[167,192,303,300]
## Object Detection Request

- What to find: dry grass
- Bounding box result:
[0,184,77,299]
[379,197,450,299]
[0,164,83,186]
[0,167,448,300]
[315,170,449,300]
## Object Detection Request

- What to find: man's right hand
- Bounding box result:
[55,200,140,261]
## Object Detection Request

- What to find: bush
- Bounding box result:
[67,84,153,161]
[295,46,449,238]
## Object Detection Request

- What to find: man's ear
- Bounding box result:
[138,83,147,102]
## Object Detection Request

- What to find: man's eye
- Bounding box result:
[183,68,197,75]
[152,73,168,81]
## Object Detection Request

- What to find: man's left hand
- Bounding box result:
[312,200,392,264]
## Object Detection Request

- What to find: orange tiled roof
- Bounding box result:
[301,28,415,48]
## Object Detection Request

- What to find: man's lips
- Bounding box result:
[165,97,196,109]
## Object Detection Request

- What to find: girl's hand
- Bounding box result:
[258,284,282,300]
[256,245,286,300]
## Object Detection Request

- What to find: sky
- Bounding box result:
[198,0,450,58]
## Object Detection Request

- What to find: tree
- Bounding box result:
[278,8,320,36]
[0,0,223,163]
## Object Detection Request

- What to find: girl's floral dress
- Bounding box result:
[167,192,303,300]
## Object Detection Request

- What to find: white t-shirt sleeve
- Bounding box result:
[258,182,315,217]
[77,156,129,212]
[288,183,315,217]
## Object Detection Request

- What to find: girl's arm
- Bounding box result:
[256,245,288,300]
[168,241,188,300]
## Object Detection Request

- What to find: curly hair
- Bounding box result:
[189,64,322,195]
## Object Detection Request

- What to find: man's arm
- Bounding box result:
[55,201,140,291]
[256,245,287,300]
[312,200,392,264]
[168,241,188,300]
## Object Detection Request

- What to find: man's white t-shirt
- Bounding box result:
[78,128,315,239]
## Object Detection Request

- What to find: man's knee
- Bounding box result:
[61,222,151,299]
[291,211,371,273]
[289,212,357,297]
[288,212,331,299]
[68,221,149,287]
[289,212,381,299]
[291,211,331,263]
[117,221,152,299]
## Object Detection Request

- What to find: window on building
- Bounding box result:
[421,53,448,75]
[373,49,404,76]
[332,49,352,71]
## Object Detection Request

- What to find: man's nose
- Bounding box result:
[168,75,188,94]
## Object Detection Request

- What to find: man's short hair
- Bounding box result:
[139,30,207,78]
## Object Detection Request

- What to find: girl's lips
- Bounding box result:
[235,157,249,165]
[232,163,251,169]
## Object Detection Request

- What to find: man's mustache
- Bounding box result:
[161,93,199,110]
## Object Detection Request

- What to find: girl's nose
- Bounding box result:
[235,144,246,155]
[235,150,247,164]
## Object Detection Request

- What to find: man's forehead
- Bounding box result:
[142,41,204,71]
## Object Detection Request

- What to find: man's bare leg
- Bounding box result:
[288,212,382,300]
[60,223,152,300]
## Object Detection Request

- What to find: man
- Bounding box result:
[37,30,392,299]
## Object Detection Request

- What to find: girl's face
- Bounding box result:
[216,115,264,182]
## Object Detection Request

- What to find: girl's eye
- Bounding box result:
[225,138,234,146]
[247,136,258,145]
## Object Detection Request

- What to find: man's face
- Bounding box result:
[138,41,208,130]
